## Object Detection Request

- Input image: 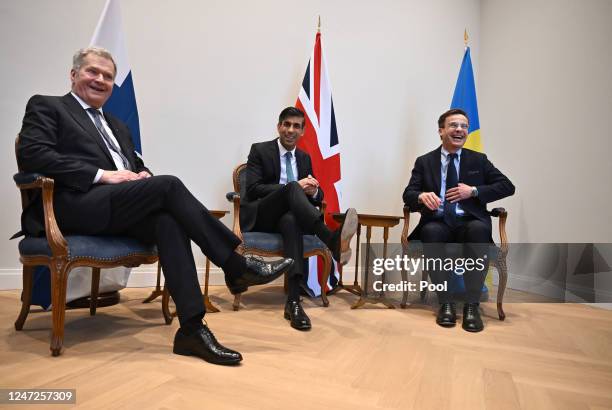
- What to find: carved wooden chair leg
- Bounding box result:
[233,293,242,311]
[496,252,508,321]
[50,260,69,357]
[15,265,34,330]
[319,251,332,307]
[90,267,101,316]
[161,287,174,325]
[400,264,409,308]
[143,263,163,303]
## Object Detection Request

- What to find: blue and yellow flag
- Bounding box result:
[451,46,482,152]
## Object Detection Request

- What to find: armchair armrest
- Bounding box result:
[489,207,507,218]
[14,173,68,258]
[401,206,412,248]
[225,191,243,240]
[489,207,508,248]
[320,200,327,214]
[13,172,45,188]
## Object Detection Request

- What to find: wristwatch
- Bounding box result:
[471,186,479,198]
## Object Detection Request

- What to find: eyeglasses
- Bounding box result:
[447,122,469,130]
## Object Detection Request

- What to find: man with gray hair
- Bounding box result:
[17,47,294,365]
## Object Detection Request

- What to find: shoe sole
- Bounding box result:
[173,346,242,365]
[436,321,456,328]
[283,312,312,331]
[339,208,358,266]
[462,324,484,332]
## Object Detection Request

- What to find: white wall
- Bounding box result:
[479,0,612,242]
[1,0,610,289]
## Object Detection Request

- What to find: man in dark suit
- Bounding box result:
[17,47,295,365]
[403,108,515,332]
[242,107,358,331]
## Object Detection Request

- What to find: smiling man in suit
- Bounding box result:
[242,107,357,331]
[17,47,295,365]
[403,108,515,332]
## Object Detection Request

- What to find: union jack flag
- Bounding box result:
[296,29,343,296]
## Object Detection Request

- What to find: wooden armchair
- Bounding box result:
[14,141,159,356]
[225,164,333,310]
[400,206,509,320]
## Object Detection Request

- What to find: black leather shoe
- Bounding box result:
[225,257,294,295]
[173,325,242,365]
[330,208,358,265]
[462,303,484,332]
[284,300,311,331]
[436,302,457,327]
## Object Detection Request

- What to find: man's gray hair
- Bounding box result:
[72,47,117,77]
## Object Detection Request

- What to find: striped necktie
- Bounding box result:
[87,108,131,170]
[443,153,458,227]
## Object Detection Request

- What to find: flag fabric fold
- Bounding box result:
[296,31,343,296]
[450,46,481,152]
[449,45,491,295]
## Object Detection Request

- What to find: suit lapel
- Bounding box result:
[104,113,134,169]
[270,139,281,182]
[295,150,308,179]
[459,148,469,183]
[430,146,442,194]
[61,94,114,164]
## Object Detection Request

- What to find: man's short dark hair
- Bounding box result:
[278,107,305,126]
[438,108,469,128]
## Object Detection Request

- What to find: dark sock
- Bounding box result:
[287,275,302,302]
[180,313,205,335]
[312,220,334,246]
[222,252,246,278]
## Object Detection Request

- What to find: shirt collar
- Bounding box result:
[441,146,462,160]
[71,92,104,115]
[277,139,296,157]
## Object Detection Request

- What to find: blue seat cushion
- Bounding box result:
[18,235,157,261]
[242,232,327,254]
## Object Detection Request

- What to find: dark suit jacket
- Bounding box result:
[240,139,323,231]
[17,93,150,236]
[402,146,515,241]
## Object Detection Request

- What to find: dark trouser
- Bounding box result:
[420,217,490,304]
[251,182,327,300]
[58,175,241,325]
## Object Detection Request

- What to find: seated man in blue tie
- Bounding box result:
[17,47,295,365]
[242,107,358,331]
[403,109,515,332]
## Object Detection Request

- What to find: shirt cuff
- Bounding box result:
[93,169,104,184]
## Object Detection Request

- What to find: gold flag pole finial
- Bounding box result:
[464,28,469,49]
[317,15,321,33]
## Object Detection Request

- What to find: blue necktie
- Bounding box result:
[443,153,458,227]
[87,108,131,170]
[284,152,296,182]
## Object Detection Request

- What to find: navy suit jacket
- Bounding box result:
[402,146,515,241]
[17,93,149,236]
[240,139,323,231]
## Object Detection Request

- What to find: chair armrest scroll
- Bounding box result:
[226,192,243,239]
[489,207,507,218]
[14,172,45,188]
[401,206,411,248]
[16,174,68,257]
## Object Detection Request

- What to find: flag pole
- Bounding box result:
[464,28,469,50]
[318,15,321,33]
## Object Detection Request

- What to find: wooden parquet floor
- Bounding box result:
[1,286,611,410]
